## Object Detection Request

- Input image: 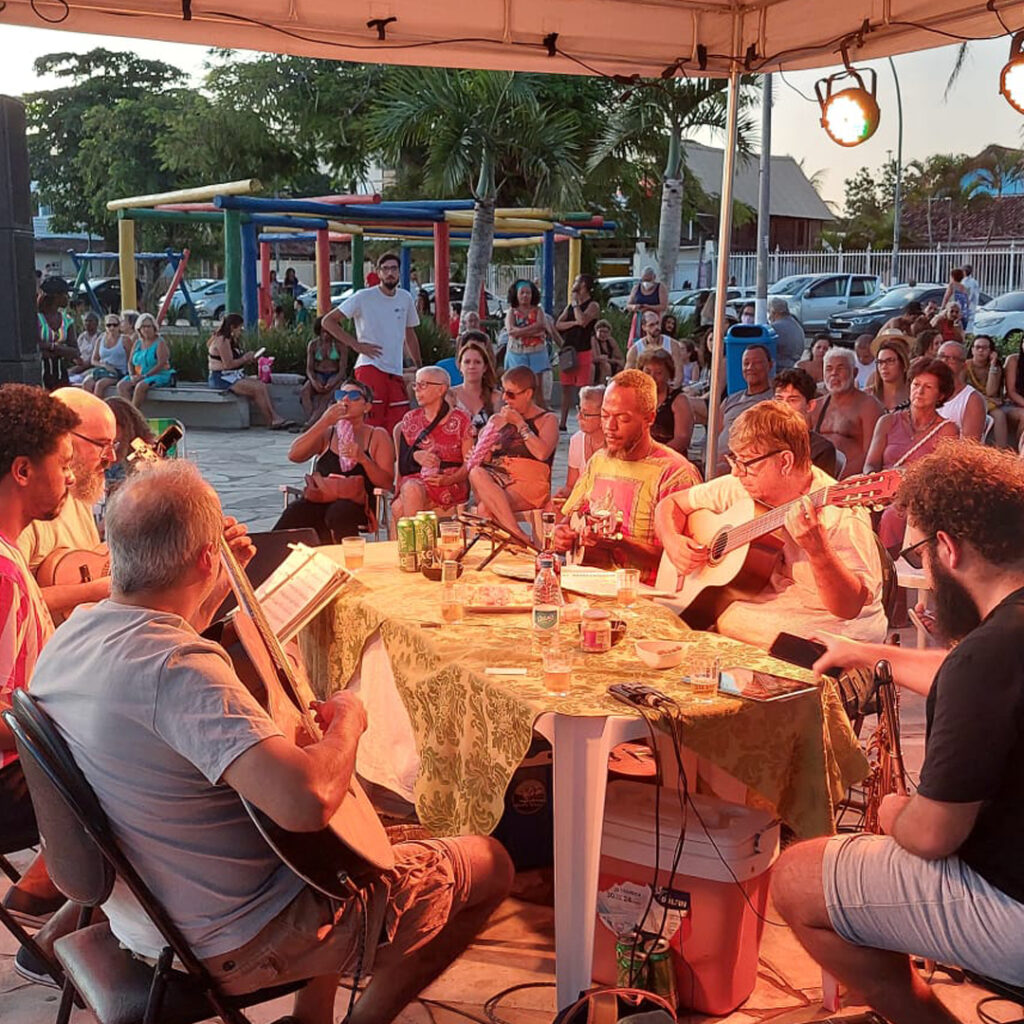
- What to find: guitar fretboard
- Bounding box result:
[717,485,831,555]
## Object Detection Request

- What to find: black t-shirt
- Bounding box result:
[559,300,598,353]
[917,587,1024,903]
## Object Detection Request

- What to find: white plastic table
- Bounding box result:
[894,557,930,648]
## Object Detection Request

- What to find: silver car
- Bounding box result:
[770,273,881,332]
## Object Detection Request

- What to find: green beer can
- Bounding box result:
[397,517,418,572]
[415,512,437,555]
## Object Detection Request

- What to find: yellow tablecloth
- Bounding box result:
[300,543,868,839]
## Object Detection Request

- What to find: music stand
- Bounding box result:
[455,511,539,571]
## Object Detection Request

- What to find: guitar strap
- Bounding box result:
[814,394,831,432]
[397,405,450,477]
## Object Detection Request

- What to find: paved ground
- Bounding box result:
[3,420,997,1024]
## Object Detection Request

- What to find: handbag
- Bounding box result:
[558,345,578,373]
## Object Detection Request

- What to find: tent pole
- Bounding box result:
[754,73,772,322]
[704,62,742,479]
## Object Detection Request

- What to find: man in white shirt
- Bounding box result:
[323,253,421,431]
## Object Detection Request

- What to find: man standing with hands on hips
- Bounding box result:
[323,253,422,432]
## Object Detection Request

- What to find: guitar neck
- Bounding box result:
[720,486,831,555]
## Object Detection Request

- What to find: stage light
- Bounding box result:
[1000,31,1024,114]
[814,66,880,147]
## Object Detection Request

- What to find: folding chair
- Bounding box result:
[5,690,308,1024]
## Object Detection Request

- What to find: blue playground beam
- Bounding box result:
[214,195,446,222]
[400,246,412,291]
[241,220,259,329]
[250,214,331,230]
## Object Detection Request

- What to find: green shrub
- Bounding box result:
[165,324,314,381]
[416,317,455,366]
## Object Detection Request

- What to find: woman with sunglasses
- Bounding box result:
[85,314,132,398]
[116,313,174,409]
[392,366,473,526]
[865,357,958,555]
[275,379,395,543]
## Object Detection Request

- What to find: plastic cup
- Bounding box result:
[688,655,720,703]
[341,536,365,570]
[542,644,574,697]
[616,568,640,606]
[438,521,463,562]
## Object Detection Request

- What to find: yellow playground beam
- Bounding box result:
[567,236,582,304]
[107,179,261,211]
[118,218,136,312]
[444,211,553,231]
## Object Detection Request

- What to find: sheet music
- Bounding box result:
[559,565,621,598]
[254,543,348,641]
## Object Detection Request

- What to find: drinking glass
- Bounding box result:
[688,655,720,703]
[616,568,640,606]
[542,644,574,697]
[341,536,365,570]
[438,521,464,563]
[440,583,465,623]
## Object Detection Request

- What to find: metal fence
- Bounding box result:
[487,263,539,299]
[723,245,1024,296]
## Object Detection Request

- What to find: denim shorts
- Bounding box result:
[823,833,1024,984]
[505,348,551,374]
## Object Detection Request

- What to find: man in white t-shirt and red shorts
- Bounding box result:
[323,253,421,432]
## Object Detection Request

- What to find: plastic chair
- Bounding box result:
[435,357,463,387]
[280,458,392,540]
[5,690,308,1024]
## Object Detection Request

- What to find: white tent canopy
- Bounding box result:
[2,1,1022,78]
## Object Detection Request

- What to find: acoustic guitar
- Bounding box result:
[129,435,394,898]
[35,546,110,624]
[653,469,902,630]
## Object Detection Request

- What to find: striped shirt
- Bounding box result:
[0,534,54,768]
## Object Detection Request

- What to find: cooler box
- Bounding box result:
[725,324,778,395]
[593,781,780,1015]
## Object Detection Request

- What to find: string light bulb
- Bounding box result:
[1000,31,1024,114]
[814,66,880,147]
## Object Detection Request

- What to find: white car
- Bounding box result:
[670,287,754,322]
[601,276,640,309]
[972,291,1024,344]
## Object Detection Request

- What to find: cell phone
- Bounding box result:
[768,632,841,678]
[253,346,267,358]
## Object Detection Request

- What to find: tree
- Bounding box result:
[587,77,758,286]
[371,69,584,323]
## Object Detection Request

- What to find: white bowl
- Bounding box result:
[634,640,686,670]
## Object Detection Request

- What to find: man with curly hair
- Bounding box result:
[773,440,1024,1024]
[0,383,78,940]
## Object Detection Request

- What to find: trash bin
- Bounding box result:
[725,324,778,395]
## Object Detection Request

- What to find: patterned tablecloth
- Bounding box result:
[299,543,869,840]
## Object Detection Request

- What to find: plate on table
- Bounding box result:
[462,583,533,613]
[488,560,536,582]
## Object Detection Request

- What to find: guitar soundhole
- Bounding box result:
[709,531,729,564]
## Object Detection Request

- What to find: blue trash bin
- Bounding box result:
[724,324,778,395]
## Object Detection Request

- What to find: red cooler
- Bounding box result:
[593,780,780,1015]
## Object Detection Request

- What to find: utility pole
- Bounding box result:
[755,74,772,323]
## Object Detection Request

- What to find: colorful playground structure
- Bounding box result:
[105,181,616,329]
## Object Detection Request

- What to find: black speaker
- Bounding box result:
[0,96,31,231]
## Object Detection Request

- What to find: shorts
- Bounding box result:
[123,371,175,388]
[823,832,1024,985]
[560,350,593,388]
[355,365,410,432]
[0,759,39,851]
[209,370,244,392]
[203,838,472,995]
[91,367,122,381]
[505,348,551,376]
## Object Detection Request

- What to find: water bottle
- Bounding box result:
[533,555,563,646]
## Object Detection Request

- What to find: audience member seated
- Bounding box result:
[1001,333,1024,447]
[912,327,942,361]
[853,333,876,389]
[448,338,501,438]
[625,310,685,387]
[965,334,1011,447]
[0,385,78,944]
[116,313,174,409]
[638,348,693,455]
[932,303,965,343]
[593,319,625,382]
[300,319,345,426]
[68,311,100,385]
[207,314,294,430]
[879,300,922,337]
[554,370,700,582]
[84,314,132,399]
[468,366,558,542]
[864,357,958,553]
[773,368,839,476]
[772,443,1024,1024]
[676,338,701,386]
[393,366,473,524]
[37,280,79,391]
[810,347,884,477]
[103,397,155,494]
[18,388,115,619]
[767,297,805,371]
[276,379,395,543]
[655,401,886,649]
[936,341,987,441]
[713,344,774,476]
[797,335,831,387]
[555,385,604,500]
[29,460,514,1024]
[866,332,910,412]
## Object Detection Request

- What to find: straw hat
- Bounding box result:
[871,329,911,370]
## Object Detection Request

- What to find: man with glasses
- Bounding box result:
[774,442,1024,1024]
[937,341,986,442]
[18,389,116,619]
[324,252,421,432]
[655,401,885,647]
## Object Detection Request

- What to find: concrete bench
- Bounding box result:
[139,375,305,430]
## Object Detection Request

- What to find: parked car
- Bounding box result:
[192,281,228,321]
[972,291,1024,345]
[159,278,220,318]
[769,273,882,332]
[827,283,993,342]
[601,276,640,309]
[418,282,504,318]
[669,287,754,323]
[75,277,142,314]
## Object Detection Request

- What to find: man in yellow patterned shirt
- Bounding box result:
[553,370,701,583]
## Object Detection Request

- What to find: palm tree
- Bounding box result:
[970,147,1024,243]
[588,77,758,287]
[371,69,583,323]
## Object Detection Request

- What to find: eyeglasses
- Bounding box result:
[413,379,446,390]
[897,533,936,570]
[334,388,366,401]
[876,356,900,366]
[72,432,119,457]
[579,411,602,419]
[105,321,120,328]
[724,448,785,475]
[379,264,400,272]
[500,387,526,399]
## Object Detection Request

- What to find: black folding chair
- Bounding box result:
[5,689,308,1024]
